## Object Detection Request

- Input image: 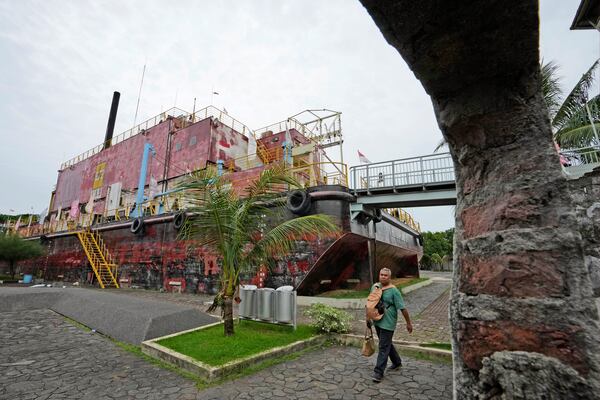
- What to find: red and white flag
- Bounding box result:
[358,150,371,164]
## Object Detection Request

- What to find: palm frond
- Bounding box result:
[541,60,563,119]
[433,138,447,153]
[247,215,339,263]
[553,59,599,130]
[555,95,600,148]
[177,164,341,313]
[244,163,301,198]
[556,123,600,148]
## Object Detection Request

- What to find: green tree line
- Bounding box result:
[421,228,454,269]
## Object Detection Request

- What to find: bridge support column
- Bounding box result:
[361,0,600,398]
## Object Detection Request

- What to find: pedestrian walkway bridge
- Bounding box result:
[349,146,600,209]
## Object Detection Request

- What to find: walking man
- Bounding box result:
[370,267,412,383]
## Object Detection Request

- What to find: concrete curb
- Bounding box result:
[141,328,451,383]
[336,333,452,360]
[141,322,328,382]
[401,278,434,294]
[297,278,434,309]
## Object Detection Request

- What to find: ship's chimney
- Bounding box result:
[103,91,120,150]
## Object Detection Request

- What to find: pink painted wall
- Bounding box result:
[53,120,171,212]
[52,116,251,214]
[166,118,212,179]
[209,119,249,167]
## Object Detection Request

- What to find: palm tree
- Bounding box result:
[544,59,600,148]
[179,164,339,336]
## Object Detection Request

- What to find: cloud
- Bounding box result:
[0,0,596,232]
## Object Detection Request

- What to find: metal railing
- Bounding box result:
[255,119,308,138]
[559,145,600,166]
[349,153,455,192]
[189,105,254,138]
[289,161,348,188]
[61,107,189,169]
[19,191,185,236]
[254,110,342,144]
[60,106,255,170]
[385,208,421,232]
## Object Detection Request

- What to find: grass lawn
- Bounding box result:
[420,342,452,351]
[318,277,429,299]
[157,320,316,366]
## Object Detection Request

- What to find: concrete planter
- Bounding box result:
[141,322,328,382]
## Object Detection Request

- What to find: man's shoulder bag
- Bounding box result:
[361,325,376,357]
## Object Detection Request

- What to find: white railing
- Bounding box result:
[349,153,455,192]
[559,145,600,166]
[190,105,254,138]
[560,145,600,178]
[255,118,309,137]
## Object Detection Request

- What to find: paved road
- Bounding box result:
[0,309,452,399]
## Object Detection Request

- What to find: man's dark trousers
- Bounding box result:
[374,326,402,377]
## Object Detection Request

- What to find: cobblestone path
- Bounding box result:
[345,281,452,343]
[0,309,452,399]
[198,346,452,399]
[0,309,200,400]
[393,287,451,343]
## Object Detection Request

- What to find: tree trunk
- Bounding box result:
[9,260,15,279]
[223,295,234,336]
[360,0,600,397]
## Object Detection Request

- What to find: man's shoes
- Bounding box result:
[372,374,383,383]
[388,362,402,371]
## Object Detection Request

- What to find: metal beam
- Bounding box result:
[356,189,457,208]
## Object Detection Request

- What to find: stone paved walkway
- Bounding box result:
[104,276,453,344]
[393,287,451,343]
[0,309,452,399]
[198,346,452,399]
[104,273,451,343]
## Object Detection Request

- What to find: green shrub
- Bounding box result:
[304,303,351,333]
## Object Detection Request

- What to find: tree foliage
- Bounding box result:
[421,229,454,269]
[0,235,44,278]
[179,164,340,336]
[543,59,600,148]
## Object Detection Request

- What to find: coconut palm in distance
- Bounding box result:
[543,59,600,148]
[178,164,339,336]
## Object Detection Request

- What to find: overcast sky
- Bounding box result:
[0,1,597,231]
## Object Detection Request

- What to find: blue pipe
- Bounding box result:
[132,142,156,218]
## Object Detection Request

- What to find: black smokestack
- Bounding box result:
[103,91,120,150]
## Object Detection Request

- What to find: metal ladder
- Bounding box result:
[76,229,119,289]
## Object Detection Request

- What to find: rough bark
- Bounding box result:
[359,0,600,398]
[223,296,234,336]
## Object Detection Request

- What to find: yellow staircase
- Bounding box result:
[76,229,120,289]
